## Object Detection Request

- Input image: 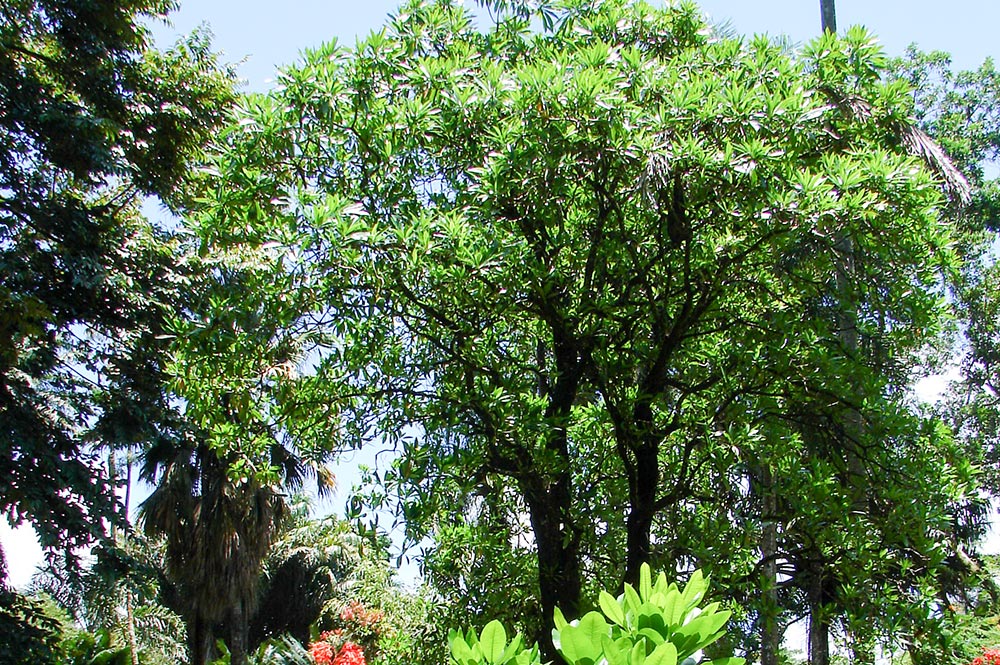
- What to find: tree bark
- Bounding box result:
[229,600,249,665]
[624,443,659,587]
[820,0,837,33]
[760,466,781,665]
[807,564,830,665]
[524,475,581,662]
[188,614,215,665]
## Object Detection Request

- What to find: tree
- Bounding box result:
[820,0,836,33]
[0,0,234,572]
[138,427,334,665]
[882,46,1000,664]
[174,0,976,658]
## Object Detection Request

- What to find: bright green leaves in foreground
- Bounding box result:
[554,566,742,665]
[451,566,743,665]
[449,620,542,665]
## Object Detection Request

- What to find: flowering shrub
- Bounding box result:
[334,642,368,665]
[340,601,385,630]
[309,601,385,665]
[972,648,1000,665]
[309,639,336,665]
[308,632,368,665]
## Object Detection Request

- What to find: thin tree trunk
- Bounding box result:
[760,466,781,665]
[122,457,140,665]
[807,565,830,665]
[108,450,140,665]
[820,0,837,33]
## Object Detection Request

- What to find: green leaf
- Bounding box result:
[682,609,731,644]
[554,606,570,632]
[630,640,646,665]
[602,635,627,665]
[450,632,477,665]
[557,612,609,665]
[600,590,627,627]
[661,589,682,628]
[637,628,665,646]
[481,621,508,664]
[623,585,642,620]
[645,642,678,665]
[639,563,653,602]
[499,634,525,664]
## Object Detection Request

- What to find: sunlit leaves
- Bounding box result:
[177,0,975,655]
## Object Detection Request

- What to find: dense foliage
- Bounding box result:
[171,0,989,660]
[3,0,1000,663]
[0,0,234,561]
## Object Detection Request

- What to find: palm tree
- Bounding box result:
[139,435,331,665]
[250,499,366,649]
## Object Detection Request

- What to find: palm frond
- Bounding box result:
[819,86,971,204]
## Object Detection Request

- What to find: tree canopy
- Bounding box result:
[0,0,234,565]
[172,0,983,658]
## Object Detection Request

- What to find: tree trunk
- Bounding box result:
[524,475,581,662]
[188,614,215,665]
[820,0,837,33]
[760,466,781,665]
[807,564,830,665]
[229,600,249,665]
[108,450,141,665]
[623,443,659,587]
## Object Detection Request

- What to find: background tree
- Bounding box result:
[138,426,333,665]
[883,46,1000,665]
[0,0,234,571]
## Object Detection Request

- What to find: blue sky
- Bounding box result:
[3,0,998,590]
[154,0,997,92]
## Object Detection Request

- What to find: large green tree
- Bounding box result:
[173,0,978,658]
[0,0,234,569]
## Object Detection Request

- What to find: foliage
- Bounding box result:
[450,565,742,665]
[30,535,189,665]
[172,0,979,658]
[0,586,61,664]
[59,627,132,665]
[889,49,1000,490]
[139,437,342,665]
[247,635,315,665]
[0,0,235,573]
[449,620,542,665]
[552,566,743,665]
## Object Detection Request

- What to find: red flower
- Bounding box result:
[333,642,367,665]
[309,640,335,665]
[971,647,1000,665]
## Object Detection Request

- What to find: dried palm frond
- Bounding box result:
[819,85,971,204]
[897,122,972,204]
[640,139,674,206]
